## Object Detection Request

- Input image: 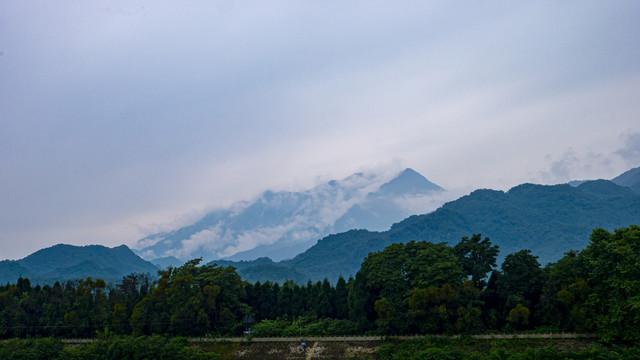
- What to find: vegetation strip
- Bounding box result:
[2,336,640,359]
[55,332,597,344]
[1,225,639,345]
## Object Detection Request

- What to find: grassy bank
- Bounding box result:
[2,336,639,359]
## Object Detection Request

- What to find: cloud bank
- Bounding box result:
[1,1,639,259]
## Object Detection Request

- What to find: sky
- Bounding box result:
[1,1,639,260]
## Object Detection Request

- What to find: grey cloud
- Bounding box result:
[1,1,640,259]
[616,132,640,164]
[539,148,613,184]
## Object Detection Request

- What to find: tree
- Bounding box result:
[453,234,499,289]
[317,278,335,318]
[582,226,640,342]
[351,241,464,334]
[540,250,593,332]
[506,303,530,329]
[334,276,349,319]
[497,250,543,308]
[131,259,248,336]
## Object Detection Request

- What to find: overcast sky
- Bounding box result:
[1,1,639,260]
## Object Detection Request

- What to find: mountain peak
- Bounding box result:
[611,166,640,194]
[377,168,444,196]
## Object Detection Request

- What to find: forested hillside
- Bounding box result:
[4,178,638,287]
[612,165,640,194]
[2,226,639,343]
[278,180,640,282]
[0,244,158,285]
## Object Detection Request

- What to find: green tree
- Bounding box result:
[317,278,335,318]
[334,276,349,319]
[453,234,499,289]
[351,241,464,334]
[582,226,640,342]
[540,250,593,332]
[497,250,543,309]
[131,259,248,336]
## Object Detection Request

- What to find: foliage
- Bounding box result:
[0,336,221,360]
[281,180,640,283]
[375,338,640,360]
[581,226,640,342]
[250,316,358,336]
[1,227,640,343]
[453,234,499,289]
[130,259,248,336]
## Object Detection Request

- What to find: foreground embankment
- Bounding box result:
[4,334,639,360]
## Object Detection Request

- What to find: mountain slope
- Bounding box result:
[150,256,184,269]
[0,244,158,285]
[135,168,448,262]
[206,257,308,284]
[377,168,444,196]
[0,261,34,284]
[279,179,640,282]
[331,170,444,233]
[612,166,640,194]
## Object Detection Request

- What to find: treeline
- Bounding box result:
[1,225,638,343]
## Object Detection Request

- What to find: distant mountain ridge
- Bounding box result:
[6,166,639,286]
[612,165,640,194]
[213,175,640,284]
[0,244,158,285]
[209,257,309,284]
[135,168,446,262]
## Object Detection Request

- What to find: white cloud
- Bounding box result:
[173,225,225,261]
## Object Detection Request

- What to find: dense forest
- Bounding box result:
[1,226,639,345]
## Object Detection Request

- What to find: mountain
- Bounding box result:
[274,179,640,282]
[377,168,444,196]
[150,256,184,269]
[332,168,444,233]
[612,166,640,194]
[134,168,447,262]
[0,244,158,285]
[205,257,309,284]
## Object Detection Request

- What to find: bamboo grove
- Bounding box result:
[1,226,638,343]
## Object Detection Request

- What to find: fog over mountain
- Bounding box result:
[134,168,450,262]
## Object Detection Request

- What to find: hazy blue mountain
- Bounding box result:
[204,257,309,284]
[7,166,640,286]
[222,238,318,263]
[377,168,444,196]
[134,168,448,262]
[0,261,34,285]
[612,166,640,194]
[567,180,587,187]
[209,257,276,270]
[0,244,158,285]
[150,256,184,269]
[236,263,309,284]
[332,169,444,233]
[278,179,640,283]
